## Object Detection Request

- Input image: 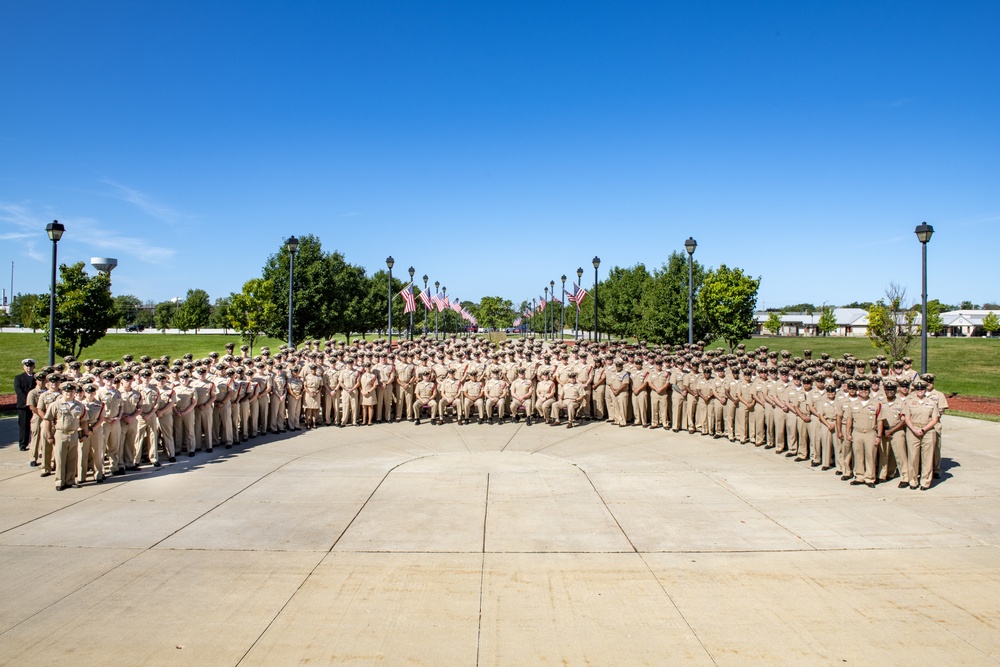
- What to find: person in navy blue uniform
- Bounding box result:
[14,359,37,451]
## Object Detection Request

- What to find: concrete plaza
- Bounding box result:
[0,414,998,666]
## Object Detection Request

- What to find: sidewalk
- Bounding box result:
[0,415,997,665]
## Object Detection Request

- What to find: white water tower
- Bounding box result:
[90,257,118,278]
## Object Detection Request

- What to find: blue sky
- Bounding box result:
[2,1,998,311]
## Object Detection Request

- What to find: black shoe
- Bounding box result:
[95,476,104,484]
[526,418,533,426]
[188,451,196,458]
[841,474,854,481]
[764,445,775,449]
[56,484,66,491]
[29,461,39,467]
[114,468,125,476]
[866,482,876,488]
[850,480,864,486]
[153,461,161,467]
[19,446,27,451]
[933,472,941,479]
[785,452,797,458]
[415,419,421,425]
[72,482,82,488]
[168,456,176,463]
[898,481,908,488]
[489,418,494,425]
[225,444,232,449]
[206,448,213,453]
[821,466,832,471]
[811,461,821,467]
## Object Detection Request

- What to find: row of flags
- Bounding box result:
[395,280,588,328]
[397,283,478,325]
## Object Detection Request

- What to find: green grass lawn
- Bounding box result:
[0,332,285,391]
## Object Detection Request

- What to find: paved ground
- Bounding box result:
[0,415,998,666]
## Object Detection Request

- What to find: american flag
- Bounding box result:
[512,317,522,327]
[568,283,588,308]
[450,299,462,314]
[433,293,446,312]
[538,296,546,310]
[439,295,450,312]
[419,289,434,310]
[399,283,416,314]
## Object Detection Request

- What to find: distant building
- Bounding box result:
[753,308,1000,337]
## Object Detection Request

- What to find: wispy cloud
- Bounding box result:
[0,201,175,265]
[100,179,185,224]
[68,216,176,264]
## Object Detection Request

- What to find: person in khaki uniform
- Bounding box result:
[153,373,176,462]
[694,366,715,436]
[79,384,106,483]
[359,363,377,426]
[903,381,940,490]
[172,371,198,456]
[437,368,463,424]
[118,374,141,472]
[286,366,304,430]
[880,381,909,487]
[45,382,89,490]
[535,370,557,424]
[648,360,670,429]
[303,364,323,429]
[630,359,651,427]
[669,360,687,431]
[484,369,509,424]
[338,361,360,427]
[813,384,840,471]
[553,371,586,427]
[413,370,438,425]
[323,360,341,426]
[722,366,739,441]
[134,370,161,468]
[98,371,123,472]
[788,374,813,461]
[37,375,63,474]
[608,361,631,427]
[462,371,486,424]
[921,374,947,478]
[845,381,880,487]
[510,368,535,424]
[734,368,755,444]
[192,367,217,452]
[835,380,858,476]
[395,354,417,421]
[770,368,793,453]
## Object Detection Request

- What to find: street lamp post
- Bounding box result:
[575,267,583,340]
[422,274,429,337]
[386,257,394,346]
[592,257,600,343]
[285,236,299,349]
[543,287,549,340]
[45,221,65,366]
[560,275,566,342]
[408,266,415,340]
[434,281,440,340]
[549,280,555,340]
[442,286,448,338]
[685,237,697,345]
[915,223,934,374]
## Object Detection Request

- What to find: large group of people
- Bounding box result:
[12,335,948,491]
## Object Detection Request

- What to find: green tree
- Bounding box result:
[867,282,917,361]
[174,288,211,333]
[0,309,11,327]
[596,264,651,340]
[764,311,783,335]
[154,301,178,332]
[33,262,116,357]
[699,264,760,352]
[477,296,514,331]
[11,293,45,331]
[842,301,874,310]
[817,306,837,336]
[636,252,710,345]
[229,278,280,352]
[923,299,945,336]
[261,236,370,342]
[112,294,143,329]
[982,311,1000,336]
[210,296,232,333]
[959,300,978,310]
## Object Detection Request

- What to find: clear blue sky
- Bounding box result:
[2,1,998,311]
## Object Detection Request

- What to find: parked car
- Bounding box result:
[125,323,145,332]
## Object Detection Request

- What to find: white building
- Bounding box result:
[754,308,1000,337]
